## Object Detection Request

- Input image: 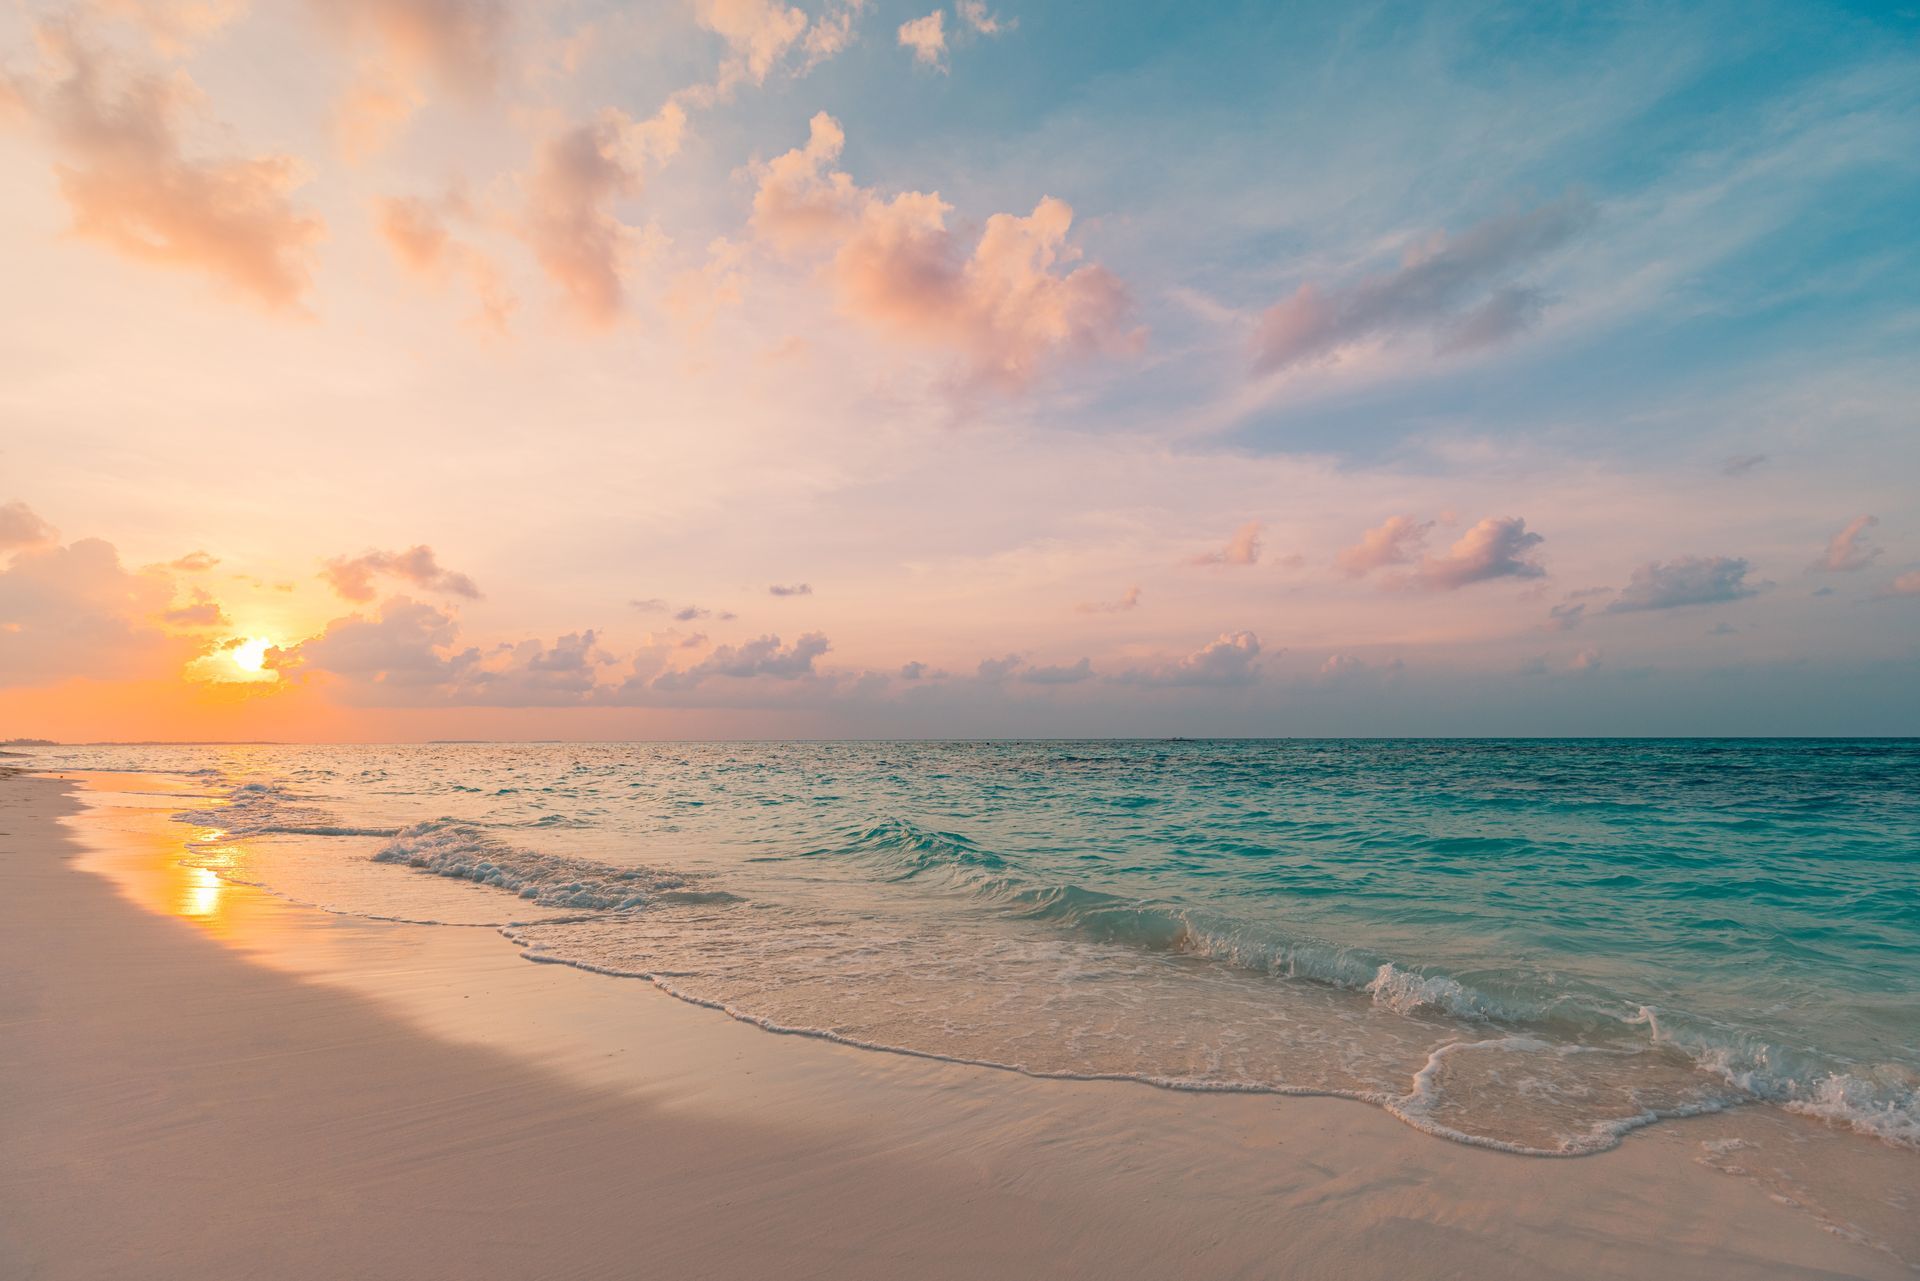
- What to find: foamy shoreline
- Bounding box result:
[3,769,1912,1280]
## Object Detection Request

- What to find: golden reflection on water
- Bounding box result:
[179,863,226,918]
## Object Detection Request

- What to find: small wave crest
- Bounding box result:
[372,820,732,913]
[1629,1006,1920,1150]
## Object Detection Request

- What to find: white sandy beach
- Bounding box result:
[2,768,1912,1280]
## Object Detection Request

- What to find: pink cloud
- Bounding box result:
[1119,631,1262,687]
[0,501,58,553]
[1336,515,1430,577]
[15,28,322,308]
[1813,515,1880,573]
[1191,521,1262,567]
[523,104,683,325]
[897,11,946,67]
[650,631,830,690]
[97,0,248,54]
[375,194,516,332]
[316,0,510,155]
[698,0,808,84]
[0,534,196,687]
[1076,585,1142,613]
[752,113,1138,389]
[956,1,1008,36]
[1409,516,1545,590]
[162,588,229,628]
[322,546,480,601]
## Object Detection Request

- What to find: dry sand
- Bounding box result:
[2,769,1911,1280]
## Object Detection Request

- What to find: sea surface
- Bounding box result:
[28,739,1920,1157]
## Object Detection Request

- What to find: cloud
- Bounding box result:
[1569,647,1602,672]
[13,27,322,308]
[768,582,812,596]
[322,0,508,96]
[1076,585,1141,613]
[649,631,829,690]
[271,597,619,706]
[976,653,1023,682]
[897,11,945,67]
[1544,601,1586,632]
[1252,195,1593,374]
[1,501,58,552]
[167,549,218,572]
[1408,516,1545,590]
[0,535,195,687]
[1021,657,1094,685]
[1191,520,1262,567]
[1722,453,1768,477]
[374,193,516,331]
[751,112,1138,389]
[673,604,736,621]
[1337,515,1429,577]
[1888,571,1920,598]
[1434,286,1547,355]
[315,0,509,155]
[270,597,471,690]
[801,1,867,68]
[322,546,480,601]
[1118,631,1262,688]
[375,194,448,268]
[1813,515,1880,573]
[523,103,683,325]
[698,0,808,85]
[1316,652,1405,685]
[1605,556,1763,612]
[956,1,1008,35]
[630,597,668,612]
[162,588,228,627]
[96,0,248,54]
[899,659,928,680]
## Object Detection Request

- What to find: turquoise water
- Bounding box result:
[33,739,1920,1155]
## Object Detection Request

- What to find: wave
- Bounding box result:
[169,783,1919,1157]
[802,814,1920,1150]
[372,820,736,913]
[1629,1006,1920,1150]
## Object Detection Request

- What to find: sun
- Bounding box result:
[185,636,283,685]
[230,638,273,673]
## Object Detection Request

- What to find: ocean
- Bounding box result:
[30,739,1920,1157]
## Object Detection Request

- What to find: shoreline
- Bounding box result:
[4,769,1912,1279]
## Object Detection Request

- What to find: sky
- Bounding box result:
[1,0,1917,740]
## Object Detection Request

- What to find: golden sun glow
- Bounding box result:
[185,636,283,685]
[231,638,272,673]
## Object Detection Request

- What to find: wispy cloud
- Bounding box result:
[1253,196,1594,374]
[1812,515,1880,573]
[1075,585,1141,613]
[1190,521,1262,567]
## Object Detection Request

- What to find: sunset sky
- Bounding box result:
[2,0,1916,740]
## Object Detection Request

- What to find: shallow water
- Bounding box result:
[28,739,1920,1157]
